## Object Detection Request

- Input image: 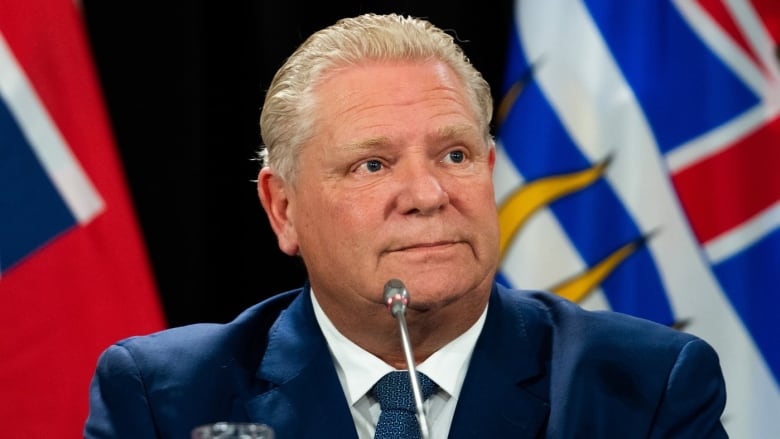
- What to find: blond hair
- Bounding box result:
[259,13,493,183]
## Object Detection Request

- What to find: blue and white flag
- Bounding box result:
[495,1,780,437]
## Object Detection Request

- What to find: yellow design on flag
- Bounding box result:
[498,158,610,261]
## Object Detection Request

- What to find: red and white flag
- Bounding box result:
[0,0,165,435]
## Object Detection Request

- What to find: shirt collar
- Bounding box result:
[311,289,487,404]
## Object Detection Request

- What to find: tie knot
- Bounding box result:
[372,371,438,412]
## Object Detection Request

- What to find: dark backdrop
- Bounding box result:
[81,1,513,327]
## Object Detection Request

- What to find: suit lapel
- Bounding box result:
[449,284,551,438]
[232,283,551,438]
[242,287,359,438]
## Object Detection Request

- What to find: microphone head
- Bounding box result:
[383,278,409,318]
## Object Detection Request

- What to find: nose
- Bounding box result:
[395,162,450,216]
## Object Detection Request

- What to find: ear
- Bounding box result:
[257,168,300,256]
[487,139,496,171]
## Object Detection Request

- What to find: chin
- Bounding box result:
[402,277,477,308]
[381,258,493,303]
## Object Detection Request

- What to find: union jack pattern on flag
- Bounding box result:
[495,1,779,437]
[0,0,165,435]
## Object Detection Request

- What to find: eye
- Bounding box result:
[356,159,383,174]
[444,149,466,164]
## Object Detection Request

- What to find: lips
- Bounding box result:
[390,240,461,252]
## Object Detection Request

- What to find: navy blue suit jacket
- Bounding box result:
[85,283,727,438]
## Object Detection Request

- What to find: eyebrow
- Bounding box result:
[430,123,481,143]
[341,135,393,153]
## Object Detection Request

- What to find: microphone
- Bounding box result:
[383,279,431,439]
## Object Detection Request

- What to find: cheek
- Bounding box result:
[334,199,378,244]
[297,192,374,245]
[457,176,496,210]
[459,178,500,239]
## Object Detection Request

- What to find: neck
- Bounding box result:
[315,287,490,370]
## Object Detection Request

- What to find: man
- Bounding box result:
[85,13,728,438]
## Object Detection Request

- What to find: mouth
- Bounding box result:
[390,241,461,252]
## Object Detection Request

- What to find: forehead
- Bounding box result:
[316,58,465,100]
[311,60,480,137]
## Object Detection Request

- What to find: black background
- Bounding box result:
[81,1,513,327]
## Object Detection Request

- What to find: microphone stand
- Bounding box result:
[384,279,431,439]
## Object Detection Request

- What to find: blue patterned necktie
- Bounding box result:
[372,371,438,439]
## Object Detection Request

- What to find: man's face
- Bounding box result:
[265,59,499,316]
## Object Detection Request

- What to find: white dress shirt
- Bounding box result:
[311,290,488,439]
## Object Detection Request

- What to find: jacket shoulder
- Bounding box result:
[106,289,300,383]
[498,285,697,352]
[495,285,725,437]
